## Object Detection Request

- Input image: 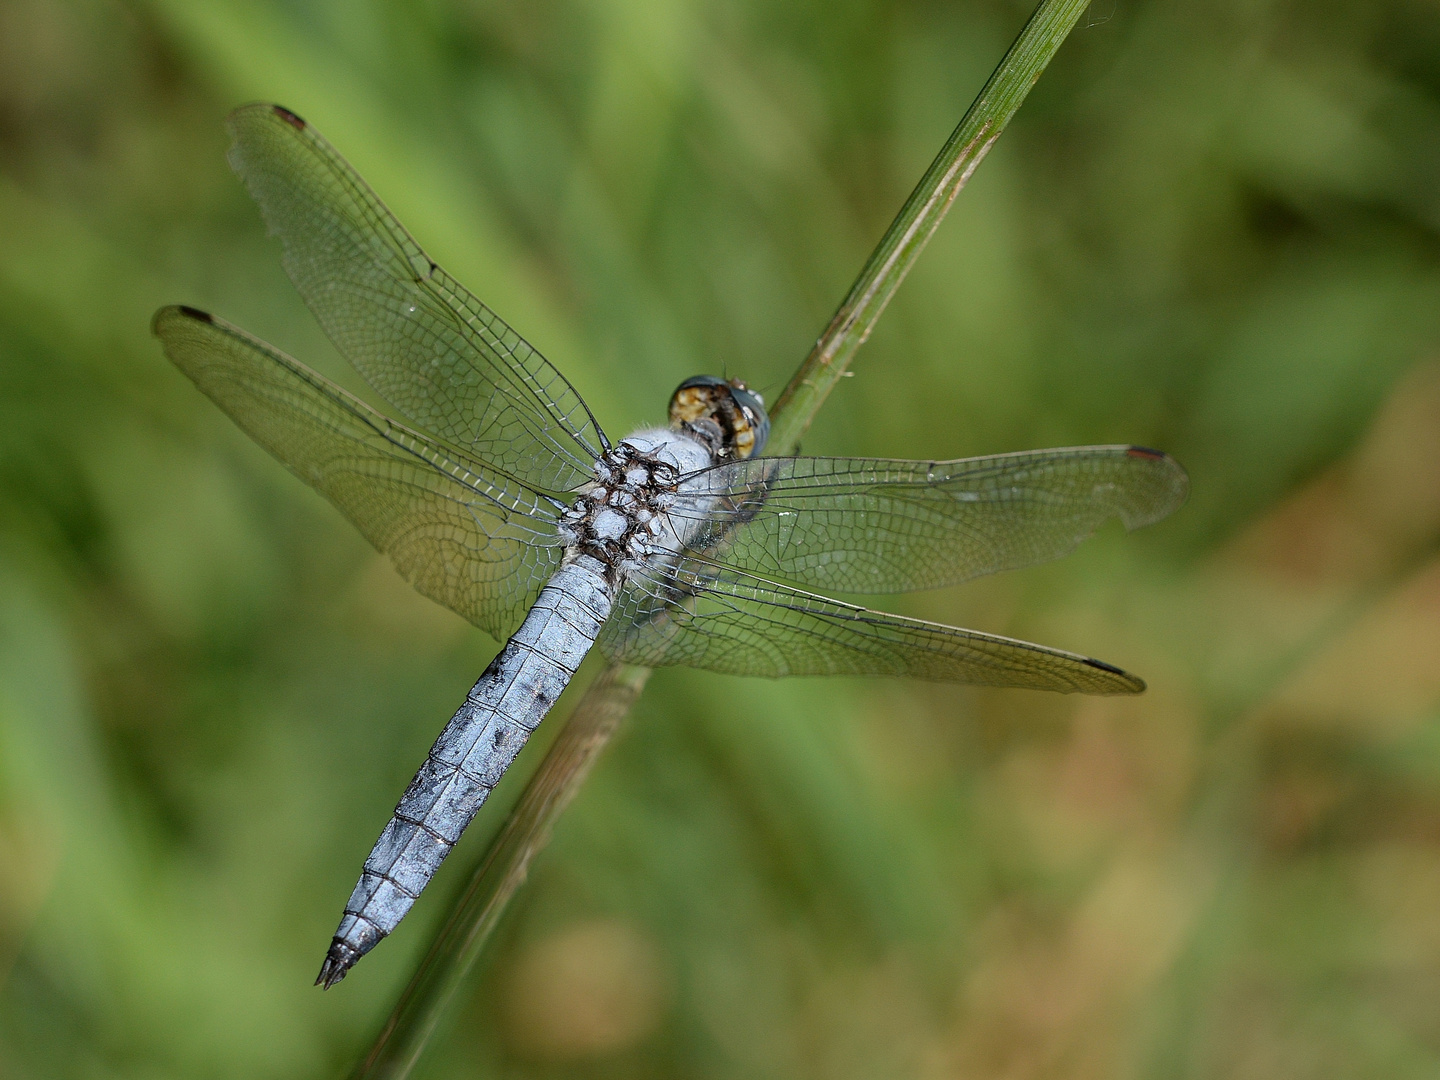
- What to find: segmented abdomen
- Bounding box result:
[318,555,612,985]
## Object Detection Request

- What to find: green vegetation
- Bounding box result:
[4,0,1440,1077]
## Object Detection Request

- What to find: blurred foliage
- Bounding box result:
[3,0,1440,1077]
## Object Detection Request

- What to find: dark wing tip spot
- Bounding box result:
[1083,656,1126,675]
[1082,656,1147,693]
[1126,445,1168,460]
[272,105,307,130]
[175,305,214,323]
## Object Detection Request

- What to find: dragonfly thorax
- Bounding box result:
[558,438,700,576]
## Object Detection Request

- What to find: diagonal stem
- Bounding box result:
[766,0,1093,456]
[351,0,1092,1074]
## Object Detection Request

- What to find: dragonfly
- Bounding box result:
[153,104,1188,989]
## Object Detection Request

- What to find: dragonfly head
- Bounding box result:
[668,376,770,460]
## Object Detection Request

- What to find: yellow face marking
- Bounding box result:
[668,385,714,426]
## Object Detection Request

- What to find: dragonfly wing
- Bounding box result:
[675,446,1188,594]
[600,558,1144,694]
[154,305,565,640]
[225,103,606,495]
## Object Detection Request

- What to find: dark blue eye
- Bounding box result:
[728,383,770,457]
[674,375,728,393]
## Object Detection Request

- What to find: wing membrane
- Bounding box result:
[672,447,1188,593]
[225,103,605,495]
[153,305,565,640]
[600,558,1144,694]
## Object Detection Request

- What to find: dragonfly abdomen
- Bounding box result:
[317,555,613,988]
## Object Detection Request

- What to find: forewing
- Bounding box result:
[677,446,1188,593]
[600,559,1144,694]
[225,103,606,495]
[153,305,565,640]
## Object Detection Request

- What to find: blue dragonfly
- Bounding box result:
[153,104,1188,988]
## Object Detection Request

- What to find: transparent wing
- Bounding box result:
[153,305,566,640]
[225,103,606,495]
[600,558,1144,694]
[670,446,1188,594]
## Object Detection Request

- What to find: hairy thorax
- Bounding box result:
[557,429,716,579]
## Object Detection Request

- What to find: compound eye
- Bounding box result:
[726,381,770,458]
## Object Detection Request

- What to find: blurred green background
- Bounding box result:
[4,0,1440,1076]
